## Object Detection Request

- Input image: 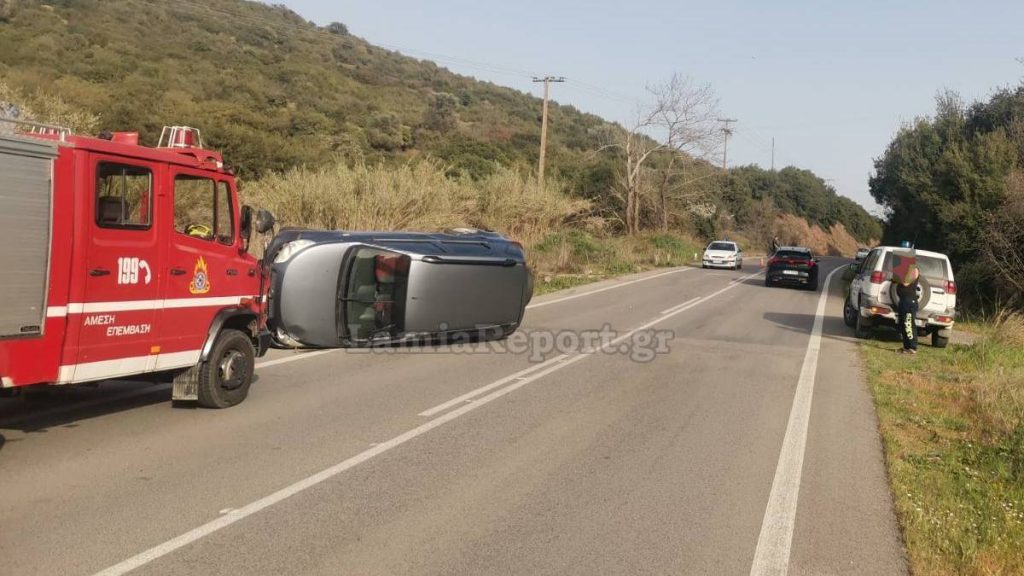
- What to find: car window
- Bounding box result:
[863,249,882,272]
[882,253,948,279]
[707,242,735,251]
[775,249,810,259]
[344,247,410,341]
[174,175,215,240]
[95,163,152,229]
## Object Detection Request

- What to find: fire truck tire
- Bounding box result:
[197,329,255,409]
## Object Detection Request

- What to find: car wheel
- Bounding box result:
[197,329,255,409]
[932,331,949,348]
[764,276,771,287]
[807,279,818,291]
[843,299,857,327]
[854,298,873,339]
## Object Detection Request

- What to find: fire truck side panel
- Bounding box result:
[0,137,68,387]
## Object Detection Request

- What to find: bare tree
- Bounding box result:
[598,74,720,234]
[649,76,721,231]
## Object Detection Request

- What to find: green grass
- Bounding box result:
[862,313,1024,576]
[530,231,701,295]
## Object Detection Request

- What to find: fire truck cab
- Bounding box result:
[0,120,271,408]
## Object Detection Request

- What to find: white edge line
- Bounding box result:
[526,267,691,309]
[91,268,765,576]
[748,266,841,576]
[660,296,702,315]
[255,350,338,369]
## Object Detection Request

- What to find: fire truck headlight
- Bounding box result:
[273,239,316,264]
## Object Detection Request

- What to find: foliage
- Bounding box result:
[0,78,99,133]
[0,0,879,267]
[723,165,882,243]
[870,86,1024,310]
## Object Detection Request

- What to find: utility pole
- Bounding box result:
[771,136,775,171]
[717,118,737,171]
[533,76,565,189]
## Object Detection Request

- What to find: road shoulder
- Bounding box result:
[788,268,909,575]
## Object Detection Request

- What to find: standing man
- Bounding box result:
[894,258,920,355]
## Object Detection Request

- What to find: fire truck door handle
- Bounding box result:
[226,269,239,276]
[89,268,111,277]
[170,267,187,276]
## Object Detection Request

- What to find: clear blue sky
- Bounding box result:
[281,0,1022,213]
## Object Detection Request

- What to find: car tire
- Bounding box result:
[854,298,873,339]
[932,331,949,348]
[764,276,771,287]
[197,329,255,409]
[843,299,857,327]
[807,279,818,291]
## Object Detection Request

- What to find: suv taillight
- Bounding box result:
[870,271,887,284]
[946,280,957,295]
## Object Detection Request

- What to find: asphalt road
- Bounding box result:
[0,259,907,576]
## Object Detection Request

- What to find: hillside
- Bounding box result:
[0,0,879,256]
[0,0,611,180]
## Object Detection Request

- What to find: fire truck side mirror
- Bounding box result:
[255,209,276,235]
[240,205,254,248]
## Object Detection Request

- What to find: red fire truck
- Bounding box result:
[0,120,273,408]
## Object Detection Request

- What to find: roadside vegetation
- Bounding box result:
[870,85,1024,311]
[862,314,1024,575]
[0,0,878,269]
[242,160,701,293]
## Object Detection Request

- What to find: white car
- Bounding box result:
[843,246,957,348]
[855,247,870,261]
[702,241,743,270]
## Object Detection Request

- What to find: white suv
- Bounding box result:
[843,246,957,347]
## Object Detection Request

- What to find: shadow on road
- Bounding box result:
[0,382,173,435]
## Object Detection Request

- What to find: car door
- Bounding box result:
[69,158,163,381]
[849,249,877,305]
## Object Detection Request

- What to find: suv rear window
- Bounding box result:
[775,249,811,259]
[882,253,948,279]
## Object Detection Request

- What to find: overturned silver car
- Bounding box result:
[265,229,533,348]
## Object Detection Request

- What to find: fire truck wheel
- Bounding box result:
[197,329,255,409]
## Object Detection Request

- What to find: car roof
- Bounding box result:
[874,246,950,260]
[777,246,811,252]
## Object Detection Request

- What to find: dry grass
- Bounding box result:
[863,313,1024,575]
[241,161,589,247]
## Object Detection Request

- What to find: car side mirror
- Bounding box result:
[239,205,253,250]
[255,209,276,234]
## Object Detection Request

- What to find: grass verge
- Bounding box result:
[862,313,1024,575]
[530,231,703,295]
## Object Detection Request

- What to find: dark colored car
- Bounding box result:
[264,228,533,348]
[765,246,819,290]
